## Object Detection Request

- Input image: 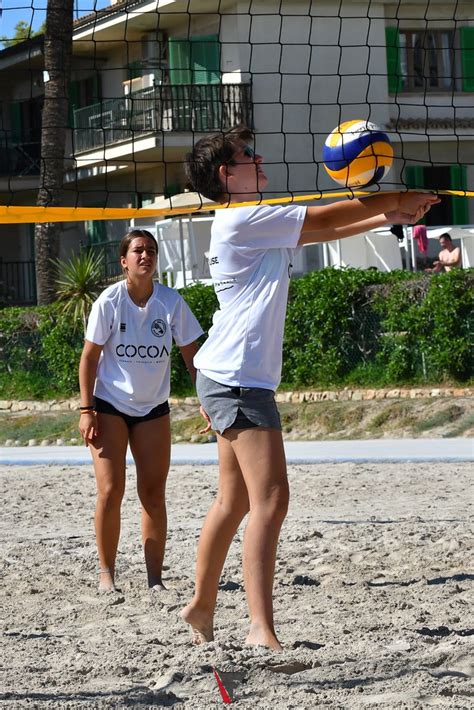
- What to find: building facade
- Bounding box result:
[0,0,472,303]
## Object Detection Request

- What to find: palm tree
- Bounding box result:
[54,251,105,335]
[34,0,74,304]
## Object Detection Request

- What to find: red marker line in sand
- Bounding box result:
[212,667,232,704]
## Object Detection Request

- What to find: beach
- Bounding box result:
[0,461,472,708]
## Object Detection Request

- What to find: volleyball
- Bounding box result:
[323,120,393,188]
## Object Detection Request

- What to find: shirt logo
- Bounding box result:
[151,319,167,337]
[120,322,126,332]
[215,278,236,294]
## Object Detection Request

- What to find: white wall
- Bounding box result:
[218,1,394,194]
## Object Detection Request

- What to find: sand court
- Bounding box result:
[0,461,472,708]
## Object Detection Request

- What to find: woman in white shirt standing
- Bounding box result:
[180,126,439,650]
[79,229,203,593]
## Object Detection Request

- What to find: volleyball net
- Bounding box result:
[1,0,473,226]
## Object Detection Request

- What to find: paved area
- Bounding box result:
[0,438,472,465]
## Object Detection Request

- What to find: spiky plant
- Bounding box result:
[53,251,105,335]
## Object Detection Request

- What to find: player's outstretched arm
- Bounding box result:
[299,197,437,246]
[300,191,440,239]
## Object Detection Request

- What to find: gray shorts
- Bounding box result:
[197,371,281,435]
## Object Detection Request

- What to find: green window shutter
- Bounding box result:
[10,102,22,143]
[128,61,143,80]
[385,26,402,94]
[164,183,180,198]
[169,36,220,84]
[460,26,474,92]
[450,165,469,224]
[132,193,154,208]
[168,39,192,84]
[404,165,425,189]
[139,193,154,207]
[86,219,106,245]
[92,73,101,103]
[68,80,80,128]
[191,35,220,84]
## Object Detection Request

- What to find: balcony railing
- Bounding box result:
[0,139,41,177]
[73,83,252,153]
[0,260,36,306]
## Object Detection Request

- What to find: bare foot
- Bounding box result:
[149,582,167,592]
[180,602,214,644]
[98,569,116,593]
[246,624,283,651]
[148,573,167,591]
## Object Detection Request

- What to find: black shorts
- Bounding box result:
[93,396,170,428]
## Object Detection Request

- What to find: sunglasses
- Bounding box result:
[242,144,256,159]
[228,144,256,165]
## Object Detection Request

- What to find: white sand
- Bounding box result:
[0,462,472,708]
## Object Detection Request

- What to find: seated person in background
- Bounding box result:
[425,233,462,273]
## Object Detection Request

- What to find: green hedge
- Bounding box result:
[283,268,473,387]
[0,270,472,399]
[0,304,84,398]
[170,282,218,395]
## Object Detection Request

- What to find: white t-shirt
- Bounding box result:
[194,204,307,390]
[86,280,203,415]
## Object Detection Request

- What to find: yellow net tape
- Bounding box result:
[0,189,471,224]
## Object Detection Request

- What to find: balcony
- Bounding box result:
[73,83,252,154]
[0,139,40,177]
[0,260,36,306]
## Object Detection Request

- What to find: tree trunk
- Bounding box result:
[34,0,74,304]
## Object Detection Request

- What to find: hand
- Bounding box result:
[198,405,212,434]
[385,209,413,224]
[385,204,429,225]
[79,412,98,444]
[387,194,440,225]
[397,192,440,221]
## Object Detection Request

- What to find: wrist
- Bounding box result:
[80,407,95,415]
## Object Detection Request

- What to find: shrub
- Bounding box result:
[37,306,84,393]
[0,305,83,397]
[373,270,474,384]
[283,268,393,387]
[170,282,218,395]
[0,270,472,400]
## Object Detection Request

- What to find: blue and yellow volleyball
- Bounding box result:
[323,120,393,188]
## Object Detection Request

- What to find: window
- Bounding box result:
[386,26,474,93]
[86,216,106,245]
[168,35,220,85]
[69,74,101,127]
[400,29,455,92]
